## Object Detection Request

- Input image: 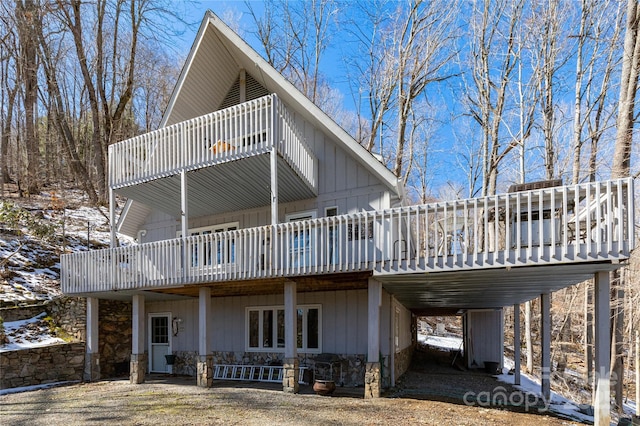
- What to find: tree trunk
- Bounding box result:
[1,85,17,187]
[610,270,625,413]
[609,0,640,413]
[34,3,98,204]
[612,0,640,178]
[15,0,40,195]
[584,281,594,390]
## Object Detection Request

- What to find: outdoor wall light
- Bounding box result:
[172,317,182,336]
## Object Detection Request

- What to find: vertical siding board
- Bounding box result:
[334,146,347,192]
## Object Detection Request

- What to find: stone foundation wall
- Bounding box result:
[154,350,376,389]
[211,351,285,366]
[98,300,132,378]
[172,351,198,376]
[394,344,414,381]
[0,343,85,389]
[204,352,368,387]
[364,362,381,398]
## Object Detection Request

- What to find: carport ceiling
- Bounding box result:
[376,262,620,314]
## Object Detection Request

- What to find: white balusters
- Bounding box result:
[61,178,634,294]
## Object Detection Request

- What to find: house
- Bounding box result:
[61,11,633,422]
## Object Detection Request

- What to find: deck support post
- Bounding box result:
[197,287,213,388]
[270,147,278,225]
[180,170,189,279]
[365,278,382,399]
[130,294,146,384]
[513,303,521,386]
[283,280,298,393]
[109,187,116,248]
[84,297,100,381]
[540,293,551,402]
[594,271,611,426]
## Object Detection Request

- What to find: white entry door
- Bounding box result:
[149,313,172,373]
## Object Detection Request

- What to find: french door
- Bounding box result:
[286,211,316,269]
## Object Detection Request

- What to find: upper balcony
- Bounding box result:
[61,178,634,296]
[109,94,318,217]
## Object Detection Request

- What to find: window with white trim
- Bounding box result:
[246,305,321,353]
[177,222,238,268]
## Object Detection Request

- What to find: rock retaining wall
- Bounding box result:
[0,297,86,342]
[0,343,85,389]
[46,297,86,342]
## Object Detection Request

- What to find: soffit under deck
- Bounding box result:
[79,262,620,315]
[114,154,316,220]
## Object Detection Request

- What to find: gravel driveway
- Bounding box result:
[0,374,583,425]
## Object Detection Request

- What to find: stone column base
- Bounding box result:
[364,362,381,399]
[130,353,147,384]
[197,355,213,388]
[84,352,100,382]
[283,358,299,393]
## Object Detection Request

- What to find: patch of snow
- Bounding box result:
[624,398,638,418]
[495,368,595,424]
[419,334,463,351]
[0,313,66,352]
[0,381,79,395]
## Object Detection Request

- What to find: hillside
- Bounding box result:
[0,184,128,307]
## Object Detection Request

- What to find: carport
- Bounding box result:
[376,261,619,424]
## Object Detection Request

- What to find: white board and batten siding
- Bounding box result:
[145,289,400,357]
[392,297,413,353]
[464,309,504,370]
[136,127,394,242]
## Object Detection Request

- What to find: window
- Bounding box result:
[246,305,321,353]
[325,206,338,217]
[285,211,317,268]
[347,221,373,241]
[177,222,238,268]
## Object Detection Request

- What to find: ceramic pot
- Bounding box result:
[313,379,336,396]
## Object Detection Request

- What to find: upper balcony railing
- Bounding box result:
[61,178,634,295]
[109,94,317,192]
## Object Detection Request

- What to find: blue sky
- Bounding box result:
[166,1,630,200]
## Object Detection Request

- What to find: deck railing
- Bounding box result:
[108,94,317,192]
[61,178,634,294]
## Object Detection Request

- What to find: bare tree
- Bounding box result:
[612,0,640,179]
[466,0,525,196]
[531,0,571,180]
[609,0,640,413]
[571,0,623,184]
[0,9,19,190]
[14,0,41,195]
[34,5,99,203]
[343,0,396,150]
[248,0,338,106]
[389,0,458,181]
